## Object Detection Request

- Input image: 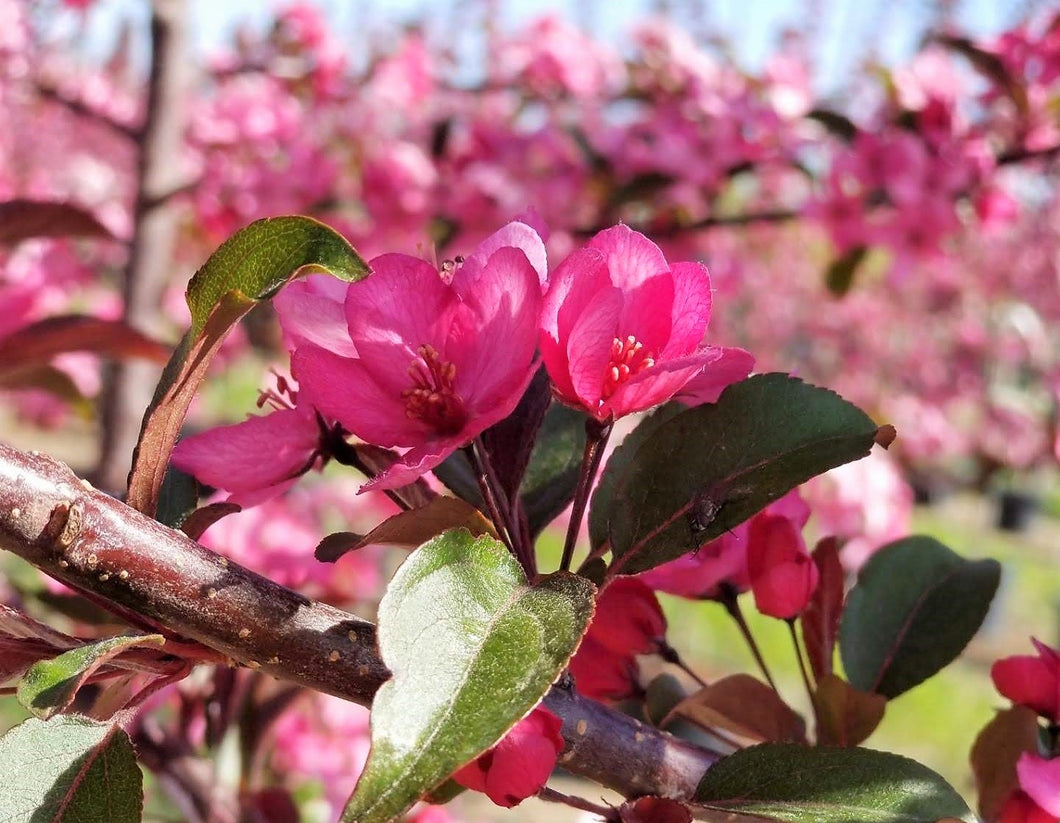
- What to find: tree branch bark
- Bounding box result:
[95,0,191,493]
[0,441,717,801]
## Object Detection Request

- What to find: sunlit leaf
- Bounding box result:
[340,529,595,823]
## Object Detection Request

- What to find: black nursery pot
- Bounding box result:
[996,490,1039,532]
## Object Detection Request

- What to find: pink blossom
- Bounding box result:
[274,273,358,358]
[453,706,563,808]
[293,222,545,490]
[1018,754,1060,818]
[270,693,372,814]
[804,450,913,571]
[747,512,819,619]
[172,405,322,506]
[566,578,665,702]
[992,638,1060,722]
[1000,791,1059,823]
[568,636,642,701]
[540,225,733,421]
[587,577,666,657]
[674,347,755,405]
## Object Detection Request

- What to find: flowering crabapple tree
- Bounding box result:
[0,211,1031,823]
[0,1,1058,822]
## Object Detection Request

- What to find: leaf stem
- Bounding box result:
[787,619,816,709]
[538,786,617,820]
[559,417,612,573]
[473,437,532,574]
[719,584,777,692]
[465,443,518,563]
[657,640,709,689]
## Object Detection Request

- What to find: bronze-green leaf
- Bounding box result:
[341,529,595,823]
[18,634,165,719]
[126,216,368,516]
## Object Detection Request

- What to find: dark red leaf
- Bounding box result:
[0,315,171,372]
[0,199,115,245]
[801,536,845,681]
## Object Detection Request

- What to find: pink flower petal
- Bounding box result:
[676,347,755,406]
[460,220,548,288]
[345,253,455,395]
[172,407,319,499]
[539,246,610,406]
[359,435,465,492]
[274,274,358,358]
[663,261,713,357]
[618,272,675,355]
[588,224,669,290]
[293,346,431,447]
[1018,754,1060,817]
[604,350,718,419]
[450,247,542,409]
[566,285,623,414]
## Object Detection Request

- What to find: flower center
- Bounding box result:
[602,335,656,400]
[401,344,468,435]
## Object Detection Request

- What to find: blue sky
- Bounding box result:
[72,0,1030,94]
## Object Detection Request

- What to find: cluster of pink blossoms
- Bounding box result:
[173,219,758,808]
[175,220,752,497]
[991,640,1060,822]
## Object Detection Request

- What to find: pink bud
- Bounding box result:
[747,513,818,619]
[452,706,563,808]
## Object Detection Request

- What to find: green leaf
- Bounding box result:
[607,375,883,576]
[839,536,1000,699]
[18,635,165,719]
[341,529,595,823]
[588,403,683,553]
[0,715,143,822]
[520,402,588,536]
[185,215,369,335]
[825,245,869,296]
[694,744,975,823]
[126,216,368,516]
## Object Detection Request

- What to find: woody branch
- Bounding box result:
[0,441,716,801]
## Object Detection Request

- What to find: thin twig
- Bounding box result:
[657,640,709,689]
[718,585,777,692]
[464,444,516,558]
[560,417,612,573]
[787,619,816,708]
[473,437,533,573]
[538,786,617,820]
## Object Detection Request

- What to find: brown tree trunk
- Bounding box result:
[95,0,190,494]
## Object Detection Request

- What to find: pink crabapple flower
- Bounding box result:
[453,705,564,808]
[747,512,819,620]
[639,490,810,600]
[171,374,330,507]
[568,577,666,702]
[540,224,741,421]
[1000,791,1059,823]
[292,221,546,491]
[1017,754,1060,818]
[992,638,1060,722]
[171,405,322,506]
